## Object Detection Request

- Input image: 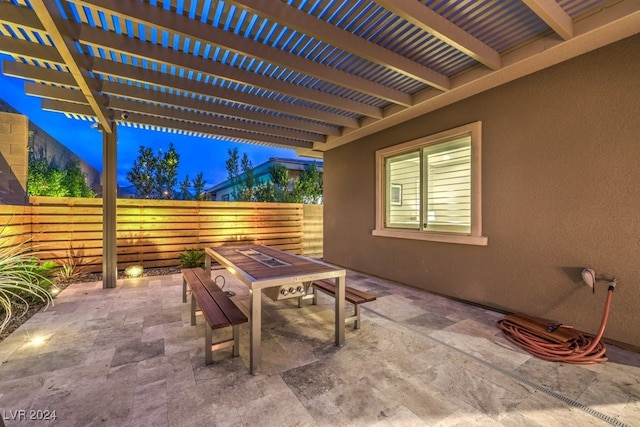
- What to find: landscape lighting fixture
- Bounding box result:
[124,264,144,278]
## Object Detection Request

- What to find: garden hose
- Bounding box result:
[497,283,615,364]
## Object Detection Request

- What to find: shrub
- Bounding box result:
[178,248,204,268]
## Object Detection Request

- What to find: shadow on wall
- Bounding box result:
[0,153,27,205]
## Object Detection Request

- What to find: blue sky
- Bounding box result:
[0,55,301,188]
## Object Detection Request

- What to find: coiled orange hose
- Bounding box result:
[497,286,614,364]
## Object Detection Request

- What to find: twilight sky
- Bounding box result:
[0,54,302,189]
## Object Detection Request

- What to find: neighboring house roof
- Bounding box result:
[206,157,323,194]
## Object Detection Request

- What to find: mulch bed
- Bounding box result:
[0,266,182,343]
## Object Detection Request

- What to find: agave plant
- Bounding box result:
[0,239,54,333]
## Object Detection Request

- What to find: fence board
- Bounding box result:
[0,205,32,251]
[302,204,323,258]
[19,197,316,273]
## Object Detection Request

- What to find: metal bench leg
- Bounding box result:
[354,304,361,330]
[205,325,213,364]
[232,325,240,357]
[182,277,188,303]
[190,294,197,326]
[297,290,316,308]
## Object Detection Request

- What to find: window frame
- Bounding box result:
[373,121,488,246]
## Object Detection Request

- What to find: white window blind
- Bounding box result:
[385,151,420,229]
[423,137,471,234]
[374,121,486,246]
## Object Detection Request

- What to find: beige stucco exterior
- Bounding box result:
[0,112,29,205]
[323,34,640,349]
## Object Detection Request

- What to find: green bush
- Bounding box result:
[178,248,205,268]
[27,156,95,198]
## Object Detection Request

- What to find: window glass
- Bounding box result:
[386,151,420,229]
[423,136,471,234]
[374,121,486,246]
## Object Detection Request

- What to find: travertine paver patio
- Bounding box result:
[0,268,639,426]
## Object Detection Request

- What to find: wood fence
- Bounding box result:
[302,204,323,258]
[1,197,323,273]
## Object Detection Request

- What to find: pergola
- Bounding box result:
[1,0,638,288]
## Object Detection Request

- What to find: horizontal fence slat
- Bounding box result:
[4,197,322,274]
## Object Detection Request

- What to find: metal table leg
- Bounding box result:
[335,275,345,346]
[249,288,262,374]
[205,254,211,276]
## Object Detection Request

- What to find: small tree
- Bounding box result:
[178,174,191,200]
[177,172,207,200]
[293,163,323,204]
[255,164,292,202]
[126,146,157,198]
[225,148,259,201]
[192,172,207,200]
[158,143,179,199]
[127,143,181,199]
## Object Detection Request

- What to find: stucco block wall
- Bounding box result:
[324,34,640,348]
[0,111,29,204]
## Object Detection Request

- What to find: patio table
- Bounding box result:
[204,245,346,374]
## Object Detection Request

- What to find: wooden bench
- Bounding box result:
[181,268,248,364]
[303,279,377,329]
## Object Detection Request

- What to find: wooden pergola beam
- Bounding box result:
[229,0,451,90]
[41,99,314,150]
[522,0,574,40]
[78,25,382,119]
[29,0,113,131]
[376,0,502,70]
[76,0,413,106]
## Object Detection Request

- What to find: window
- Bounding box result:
[373,122,487,246]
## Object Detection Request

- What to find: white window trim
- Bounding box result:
[373,121,488,246]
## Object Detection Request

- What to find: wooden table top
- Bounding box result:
[206,245,343,282]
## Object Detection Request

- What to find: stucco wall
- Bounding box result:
[324,35,640,348]
[0,112,29,204]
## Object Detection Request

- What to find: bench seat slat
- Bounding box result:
[182,268,247,364]
[206,285,248,326]
[189,268,248,327]
[306,279,377,330]
[190,280,232,329]
[313,279,377,304]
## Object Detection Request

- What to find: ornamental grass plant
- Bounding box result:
[0,236,55,334]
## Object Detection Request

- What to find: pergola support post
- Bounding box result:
[102,124,117,288]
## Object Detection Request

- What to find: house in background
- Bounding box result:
[205,157,323,201]
[0,98,101,204]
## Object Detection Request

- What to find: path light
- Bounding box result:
[29,335,46,346]
[124,264,144,278]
